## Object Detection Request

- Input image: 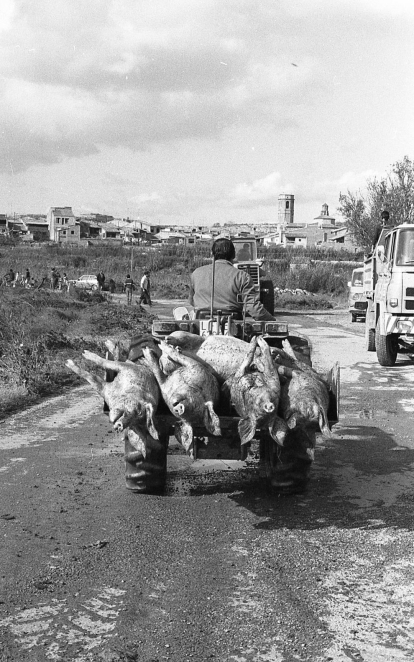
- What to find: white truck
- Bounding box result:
[364,222,414,366]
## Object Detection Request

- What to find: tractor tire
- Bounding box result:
[365,323,376,352]
[260,429,313,495]
[375,320,398,366]
[260,279,275,316]
[124,427,169,494]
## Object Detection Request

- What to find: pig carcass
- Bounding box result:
[223,335,287,446]
[276,339,331,439]
[166,331,266,382]
[65,349,160,437]
[142,341,221,453]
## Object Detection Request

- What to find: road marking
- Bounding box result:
[0,586,125,661]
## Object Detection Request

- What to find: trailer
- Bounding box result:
[108,317,339,496]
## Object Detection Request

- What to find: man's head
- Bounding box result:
[212,238,235,261]
[144,270,150,275]
[381,210,390,224]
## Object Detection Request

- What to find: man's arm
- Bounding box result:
[238,271,275,321]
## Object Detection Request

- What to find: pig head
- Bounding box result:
[66,350,160,437]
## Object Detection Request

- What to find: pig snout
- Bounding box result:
[263,402,275,413]
[172,401,186,416]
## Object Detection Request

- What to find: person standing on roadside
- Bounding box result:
[123,273,135,305]
[4,268,15,286]
[24,269,31,287]
[96,271,105,291]
[139,270,152,306]
[51,267,59,290]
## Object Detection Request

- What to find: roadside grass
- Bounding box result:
[0,287,153,418]
[1,241,358,302]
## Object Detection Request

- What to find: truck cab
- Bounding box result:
[348,267,367,322]
[365,223,414,365]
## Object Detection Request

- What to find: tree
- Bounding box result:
[338,156,414,253]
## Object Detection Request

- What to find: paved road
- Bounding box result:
[2,305,414,661]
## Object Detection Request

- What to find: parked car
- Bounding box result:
[348,267,367,322]
[70,275,99,291]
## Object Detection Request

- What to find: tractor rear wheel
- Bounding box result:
[124,428,169,493]
[260,430,313,494]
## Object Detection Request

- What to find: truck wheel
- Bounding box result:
[365,323,376,351]
[375,320,398,366]
[260,430,313,494]
[260,279,275,316]
[124,427,169,493]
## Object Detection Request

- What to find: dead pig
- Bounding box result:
[223,335,287,446]
[66,350,160,436]
[166,331,266,382]
[277,340,331,438]
[142,341,221,453]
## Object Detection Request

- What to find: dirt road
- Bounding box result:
[2,304,414,661]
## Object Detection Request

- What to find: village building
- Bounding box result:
[47,207,80,243]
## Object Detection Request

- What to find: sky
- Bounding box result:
[0,0,413,226]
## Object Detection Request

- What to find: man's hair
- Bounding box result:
[381,210,390,220]
[212,238,235,261]
[126,274,130,278]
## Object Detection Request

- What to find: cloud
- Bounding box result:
[129,191,163,205]
[0,0,321,172]
[1,0,412,175]
[230,172,293,207]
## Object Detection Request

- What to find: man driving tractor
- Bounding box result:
[188,238,275,321]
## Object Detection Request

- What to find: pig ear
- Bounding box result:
[175,421,193,453]
[65,359,104,395]
[286,414,297,430]
[203,402,221,436]
[238,417,256,445]
[269,416,287,446]
[145,403,159,440]
[319,408,332,438]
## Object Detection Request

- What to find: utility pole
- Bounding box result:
[130,245,134,273]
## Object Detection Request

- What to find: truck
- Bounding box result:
[348,266,367,322]
[364,222,414,366]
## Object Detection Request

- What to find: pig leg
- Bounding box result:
[257,336,279,381]
[319,407,332,437]
[65,359,104,395]
[141,347,166,385]
[82,350,123,373]
[105,339,120,361]
[234,336,258,380]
